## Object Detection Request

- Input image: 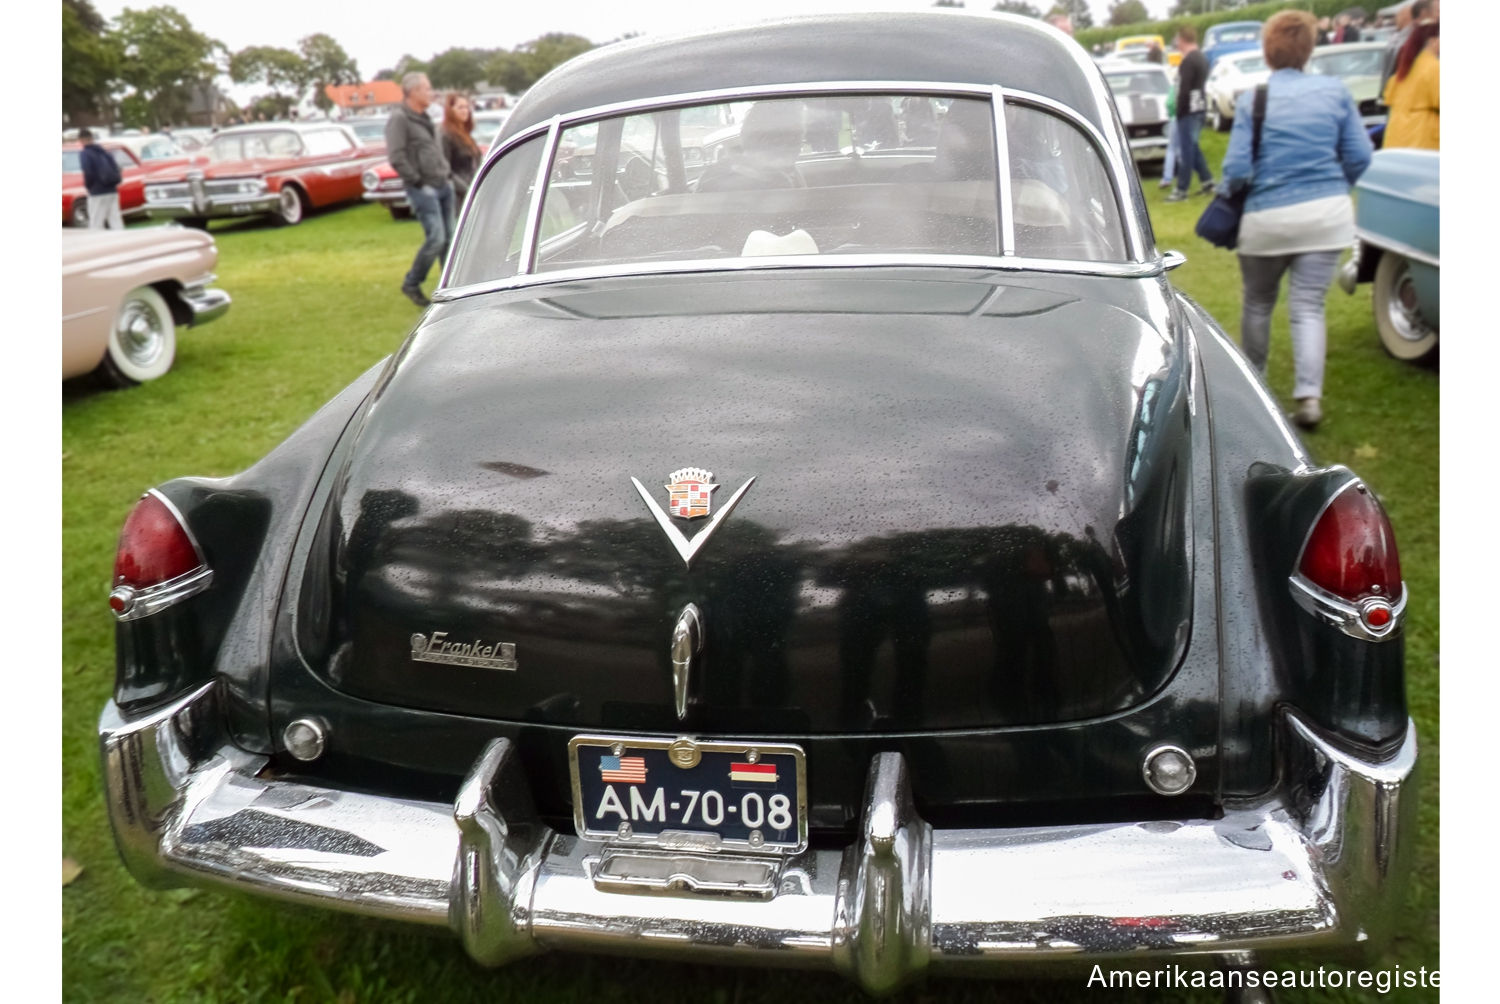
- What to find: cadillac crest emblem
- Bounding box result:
[631,465,757,569]
[666,467,719,520]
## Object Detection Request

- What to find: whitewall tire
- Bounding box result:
[99,286,176,388]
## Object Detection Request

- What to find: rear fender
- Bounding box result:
[113,360,387,752]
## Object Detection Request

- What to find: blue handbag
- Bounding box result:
[1194,84,1268,250]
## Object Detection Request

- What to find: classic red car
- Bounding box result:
[63,135,194,227]
[361,109,509,218]
[140,123,384,226]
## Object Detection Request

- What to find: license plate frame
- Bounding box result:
[568,734,808,855]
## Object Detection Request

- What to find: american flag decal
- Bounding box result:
[730,762,778,787]
[666,467,720,520]
[599,755,647,784]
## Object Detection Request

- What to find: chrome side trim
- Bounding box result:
[1351,227,1441,270]
[101,684,1418,985]
[111,566,213,622]
[1289,576,1407,642]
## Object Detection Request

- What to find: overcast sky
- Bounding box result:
[91,1,1174,90]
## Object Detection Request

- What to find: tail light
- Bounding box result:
[109,490,213,621]
[1289,480,1404,640]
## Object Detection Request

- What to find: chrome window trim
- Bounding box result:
[997,87,1145,262]
[446,79,1148,295]
[989,85,1015,255]
[434,254,1167,305]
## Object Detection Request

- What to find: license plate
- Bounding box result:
[231,202,252,214]
[569,735,806,853]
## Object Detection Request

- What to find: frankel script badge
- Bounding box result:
[632,466,756,568]
[410,631,518,670]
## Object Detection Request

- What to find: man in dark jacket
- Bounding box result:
[78,129,124,229]
[385,72,452,307]
[1164,26,1214,203]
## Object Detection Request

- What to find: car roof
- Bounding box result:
[1208,21,1263,33]
[499,11,1112,142]
[1311,41,1388,54]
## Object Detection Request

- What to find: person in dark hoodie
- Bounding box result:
[385,72,452,307]
[78,128,124,229]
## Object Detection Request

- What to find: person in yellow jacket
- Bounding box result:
[1383,20,1439,149]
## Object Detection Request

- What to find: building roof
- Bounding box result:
[325,81,403,109]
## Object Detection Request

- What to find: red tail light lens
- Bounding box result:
[1298,484,1402,603]
[110,493,211,618]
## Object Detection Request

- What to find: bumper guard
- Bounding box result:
[100,683,1417,993]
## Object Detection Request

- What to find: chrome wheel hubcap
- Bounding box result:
[1384,263,1431,344]
[281,189,301,221]
[118,302,165,366]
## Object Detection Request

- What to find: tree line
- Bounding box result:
[62,1,600,129]
[939,1,1262,28]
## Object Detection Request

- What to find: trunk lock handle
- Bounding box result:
[672,603,703,721]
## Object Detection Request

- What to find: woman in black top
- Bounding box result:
[442,94,480,201]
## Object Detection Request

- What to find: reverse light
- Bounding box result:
[1290,480,1405,640]
[109,490,212,621]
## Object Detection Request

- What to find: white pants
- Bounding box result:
[89,192,124,230]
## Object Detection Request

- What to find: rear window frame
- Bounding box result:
[439,80,1156,300]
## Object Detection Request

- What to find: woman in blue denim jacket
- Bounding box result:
[1219,10,1373,429]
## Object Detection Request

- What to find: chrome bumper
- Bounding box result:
[181,282,231,327]
[146,193,281,220]
[101,684,1417,993]
[362,189,409,208]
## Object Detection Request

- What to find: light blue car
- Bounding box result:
[1338,149,1440,363]
[1202,20,1263,71]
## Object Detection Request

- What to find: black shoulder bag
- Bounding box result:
[1193,84,1268,250]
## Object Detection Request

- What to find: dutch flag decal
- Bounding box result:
[729,762,777,787]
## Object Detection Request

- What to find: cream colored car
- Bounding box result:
[62,226,230,387]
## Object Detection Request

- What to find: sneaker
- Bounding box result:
[1158,178,1172,189]
[1164,189,1187,203]
[1291,397,1322,429]
[1198,181,1216,196]
[401,284,430,307]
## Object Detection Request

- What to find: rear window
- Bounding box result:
[448,91,1131,286]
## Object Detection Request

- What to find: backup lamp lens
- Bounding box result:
[113,494,201,590]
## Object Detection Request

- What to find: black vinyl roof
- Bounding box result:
[497,12,1112,141]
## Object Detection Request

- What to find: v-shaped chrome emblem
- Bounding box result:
[631,474,756,568]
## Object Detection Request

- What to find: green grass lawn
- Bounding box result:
[62,132,1438,1002]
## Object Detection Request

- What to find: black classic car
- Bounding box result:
[101,12,1416,994]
